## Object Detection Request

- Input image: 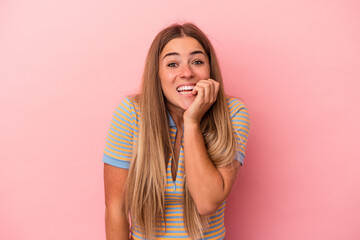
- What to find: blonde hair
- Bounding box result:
[124,22,237,239]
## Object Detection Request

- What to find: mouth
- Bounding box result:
[176,85,195,95]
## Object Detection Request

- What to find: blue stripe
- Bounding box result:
[102,154,130,169]
[163,202,183,206]
[163,210,183,215]
[164,206,183,210]
[157,219,184,224]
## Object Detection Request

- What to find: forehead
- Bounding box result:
[160,37,205,57]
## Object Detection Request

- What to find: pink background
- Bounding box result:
[1,0,359,239]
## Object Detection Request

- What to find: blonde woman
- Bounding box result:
[103,22,250,240]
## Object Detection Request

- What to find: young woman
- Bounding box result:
[103,22,250,240]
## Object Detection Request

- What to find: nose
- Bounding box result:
[179,63,193,79]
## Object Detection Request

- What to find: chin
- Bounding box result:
[182,99,194,110]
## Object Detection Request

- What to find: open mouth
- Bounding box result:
[176,85,195,95]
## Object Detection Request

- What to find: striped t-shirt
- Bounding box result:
[102,96,250,239]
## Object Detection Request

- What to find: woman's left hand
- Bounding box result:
[183,78,220,124]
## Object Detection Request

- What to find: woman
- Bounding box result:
[103,22,250,240]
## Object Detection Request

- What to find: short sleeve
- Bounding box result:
[102,97,137,169]
[228,98,251,165]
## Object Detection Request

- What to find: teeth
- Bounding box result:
[177,85,194,91]
[179,91,192,95]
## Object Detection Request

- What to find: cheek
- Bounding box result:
[195,68,210,78]
[162,70,177,79]
[160,78,174,97]
[160,72,176,88]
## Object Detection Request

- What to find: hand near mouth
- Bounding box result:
[183,78,220,125]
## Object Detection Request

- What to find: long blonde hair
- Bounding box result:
[124,22,237,239]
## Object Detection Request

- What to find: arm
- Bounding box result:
[183,79,240,215]
[184,122,240,215]
[104,163,130,240]
[103,97,136,239]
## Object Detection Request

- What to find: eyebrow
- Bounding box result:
[162,50,206,60]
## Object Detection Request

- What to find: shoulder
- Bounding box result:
[119,95,140,112]
[125,94,140,108]
[225,95,249,119]
[225,95,251,165]
[115,95,140,122]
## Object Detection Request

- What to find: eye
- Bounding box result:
[167,62,178,67]
[193,60,204,65]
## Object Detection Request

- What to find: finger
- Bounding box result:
[192,80,207,96]
[209,80,216,102]
[192,84,205,100]
[208,81,214,103]
[195,81,212,103]
[208,79,220,100]
[214,81,220,99]
[200,80,215,103]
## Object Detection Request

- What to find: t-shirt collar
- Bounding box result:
[167,111,176,128]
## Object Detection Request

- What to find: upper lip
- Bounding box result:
[176,83,197,90]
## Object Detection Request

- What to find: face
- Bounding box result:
[159,36,210,114]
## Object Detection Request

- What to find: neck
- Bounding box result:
[167,105,184,130]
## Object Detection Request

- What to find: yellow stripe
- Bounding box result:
[103,149,131,161]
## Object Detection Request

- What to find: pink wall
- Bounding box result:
[1,0,359,239]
